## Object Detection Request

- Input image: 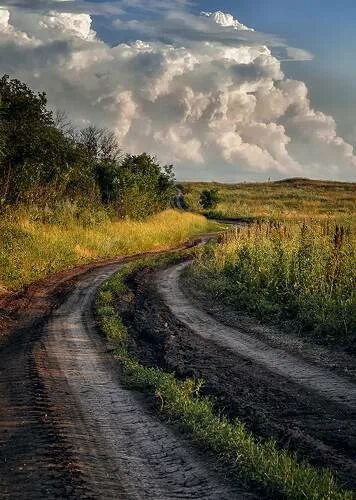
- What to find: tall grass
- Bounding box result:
[0,205,211,291]
[192,221,356,343]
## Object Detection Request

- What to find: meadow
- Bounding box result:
[184,178,356,222]
[0,204,211,292]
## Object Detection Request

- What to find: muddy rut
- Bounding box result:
[158,262,356,409]
[0,260,250,499]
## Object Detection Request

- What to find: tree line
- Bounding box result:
[0,75,175,219]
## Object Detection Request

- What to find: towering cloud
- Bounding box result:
[0,4,355,180]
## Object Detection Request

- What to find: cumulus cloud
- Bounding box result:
[0,4,355,181]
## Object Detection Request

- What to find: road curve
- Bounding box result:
[0,261,251,499]
[157,261,356,410]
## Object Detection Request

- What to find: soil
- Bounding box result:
[0,239,252,499]
[121,262,356,490]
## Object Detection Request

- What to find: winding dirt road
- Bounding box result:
[0,259,251,499]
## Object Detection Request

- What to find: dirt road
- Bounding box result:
[0,259,251,499]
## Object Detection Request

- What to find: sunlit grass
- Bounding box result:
[184,179,356,223]
[0,208,212,291]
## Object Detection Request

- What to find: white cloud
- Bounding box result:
[0,5,355,181]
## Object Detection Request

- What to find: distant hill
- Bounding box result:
[183,177,356,189]
[273,177,356,188]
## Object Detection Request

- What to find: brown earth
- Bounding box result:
[121,263,356,490]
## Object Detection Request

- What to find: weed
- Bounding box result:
[191,221,356,343]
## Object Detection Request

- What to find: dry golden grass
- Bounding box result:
[0,209,212,291]
[184,178,356,223]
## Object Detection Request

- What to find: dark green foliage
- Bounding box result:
[0,75,77,203]
[0,75,175,218]
[114,154,175,219]
[199,188,219,210]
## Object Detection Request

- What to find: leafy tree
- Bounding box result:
[199,188,219,210]
[77,125,123,204]
[0,75,75,203]
[0,75,176,220]
[115,153,175,218]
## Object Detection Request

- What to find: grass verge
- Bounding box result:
[0,208,213,291]
[96,252,354,500]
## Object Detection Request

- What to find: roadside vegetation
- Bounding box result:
[0,207,209,291]
[0,75,212,291]
[191,221,355,346]
[96,253,354,500]
[183,178,355,346]
[184,178,356,222]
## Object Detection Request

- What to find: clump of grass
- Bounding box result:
[192,221,356,343]
[0,205,213,291]
[96,256,354,500]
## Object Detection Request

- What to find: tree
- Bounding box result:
[0,75,177,219]
[114,153,175,218]
[75,126,123,203]
[0,75,75,203]
[199,188,219,210]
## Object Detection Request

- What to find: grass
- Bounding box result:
[96,253,354,500]
[191,221,356,345]
[184,178,356,223]
[0,203,213,291]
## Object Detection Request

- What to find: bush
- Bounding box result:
[199,189,219,210]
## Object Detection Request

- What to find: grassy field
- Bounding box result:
[184,178,355,344]
[184,178,356,222]
[0,205,211,292]
[96,254,353,500]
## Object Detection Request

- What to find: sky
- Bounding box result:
[0,0,355,182]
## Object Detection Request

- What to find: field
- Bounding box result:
[184,178,356,222]
[185,178,355,346]
[0,205,211,291]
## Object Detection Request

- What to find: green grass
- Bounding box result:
[191,221,356,344]
[184,178,356,223]
[0,204,213,291]
[96,254,354,500]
